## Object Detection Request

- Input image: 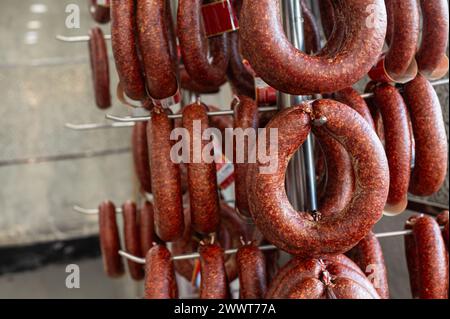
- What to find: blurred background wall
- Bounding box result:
[0,0,448,299]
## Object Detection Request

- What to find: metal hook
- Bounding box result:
[56,34,111,42]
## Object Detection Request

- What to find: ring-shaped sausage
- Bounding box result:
[177,0,230,88]
[240,0,387,95]
[247,100,389,257]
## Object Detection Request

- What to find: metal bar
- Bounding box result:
[118,227,445,264]
[56,34,111,42]
[65,122,134,131]
[98,79,449,124]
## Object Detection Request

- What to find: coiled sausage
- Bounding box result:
[144,244,178,299]
[402,75,448,196]
[122,201,145,280]
[240,0,387,95]
[98,201,124,278]
[148,106,184,241]
[247,100,389,257]
[182,103,220,234]
[177,0,230,88]
[334,87,376,130]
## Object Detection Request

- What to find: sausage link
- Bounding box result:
[144,244,178,299]
[137,0,178,100]
[436,211,449,251]
[89,0,111,24]
[402,75,448,196]
[382,0,419,82]
[372,84,412,214]
[266,255,380,299]
[240,0,387,95]
[177,0,230,87]
[139,201,158,255]
[334,87,376,130]
[180,66,220,94]
[318,0,335,40]
[300,0,321,54]
[346,231,390,299]
[182,103,220,234]
[227,32,255,98]
[199,242,229,299]
[132,121,152,194]
[247,100,389,257]
[416,0,449,79]
[122,201,145,280]
[405,215,449,299]
[148,106,184,241]
[111,0,146,101]
[233,96,259,217]
[88,27,111,109]
[236,243,267,299]
[314,130,354,219]
[98,201,124,278]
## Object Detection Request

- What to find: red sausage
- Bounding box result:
[233,96,259,217]
[300,0,321,54]
[182,103,220,234]
[227,32,255,98]
[334,87,376,130]
[98,201,124,278]
[88,27,111,109]
[372,84,412,214]
[111,0,146,101]
[132,121,152,194]
[122,201,145,280]
[137,0,178,100]
[144,244,178,299]
[405,215,449,299]
[416,0,449,79]
[180,66,220,94]
[379,0,420,82]
[436,211,449,251]
[199,242,229,299]
[148,106,184,241]
[402,75,448,196]
[266,255,380,299]
[89,0,111,24]
[240,0,387,95]
[236,243,267,299]
[177,0,230,88]
[346,232,390,299]
[139,201,158,255]
[246,100,389,257]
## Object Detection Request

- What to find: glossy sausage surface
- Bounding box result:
[122,201,145,280]
[402,75,448,196]
[247,100,389,257]
[98,201,124,278]
[144,244,178,299]
[148,106,184,241]
[240,0,387,95]
[111,0,146,101]
[88,27,111,109]
[372,84,412,214]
